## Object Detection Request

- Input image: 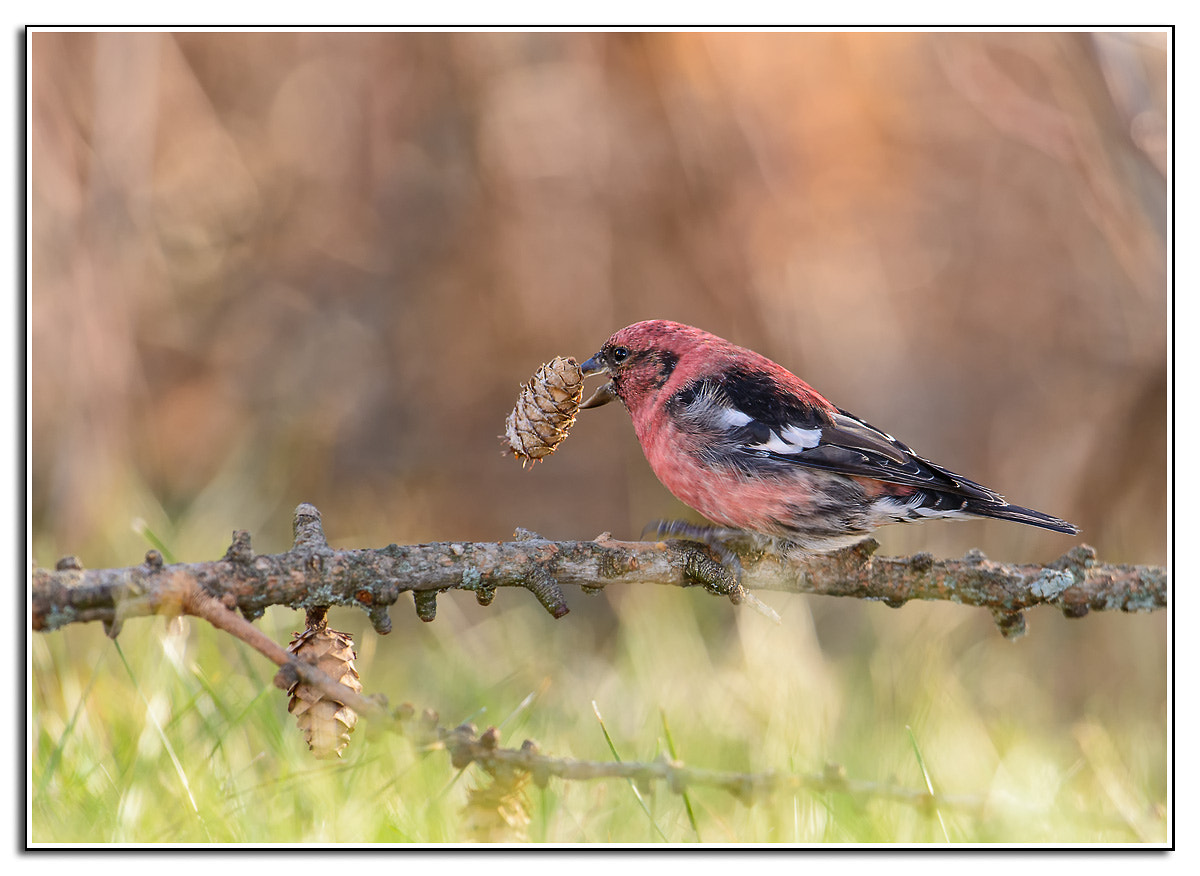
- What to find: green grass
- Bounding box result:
[30,573,1168,844]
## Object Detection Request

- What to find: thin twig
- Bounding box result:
[405,715,1142,832]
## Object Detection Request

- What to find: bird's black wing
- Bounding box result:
[668,374,1077,534]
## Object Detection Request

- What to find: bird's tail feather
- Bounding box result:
[965,502,1079,535]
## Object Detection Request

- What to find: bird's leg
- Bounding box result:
[643,520,748,581]
[646,521,782,624]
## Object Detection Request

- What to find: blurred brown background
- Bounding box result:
[31,30,1167,569]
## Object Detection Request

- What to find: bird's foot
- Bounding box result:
[643,520,748,580]
[646,520,780,624]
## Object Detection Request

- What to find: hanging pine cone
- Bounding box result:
[503,356,584,466]
[285,626,363,759]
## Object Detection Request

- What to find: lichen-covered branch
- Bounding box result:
[32,503,1165,641]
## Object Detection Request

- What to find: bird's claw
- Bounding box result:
[651,521,782,624]
[674,544,740,595]
[643,520,747,581]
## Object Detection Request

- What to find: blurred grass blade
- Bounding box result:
[659,708,700,842]
[1074,722,1156,842]
[36,663,101,798]
[592,701,667,842]
[431,686,547,809]
[131,518,177,565]
[114,641,204,826]
[498,677,551,731]
[906,725,950,842]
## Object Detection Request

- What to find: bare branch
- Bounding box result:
[32,504,1165,641]
[373,708,1140,832]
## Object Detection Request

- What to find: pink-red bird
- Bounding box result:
[579,320,1077,552]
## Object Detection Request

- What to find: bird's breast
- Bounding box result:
[634,414,826,533]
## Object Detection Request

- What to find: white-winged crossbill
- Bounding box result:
[579,320,1078,552]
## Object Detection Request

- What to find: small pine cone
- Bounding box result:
[462,766,532,842]
[285,627,363,759]
[503,356,585,466]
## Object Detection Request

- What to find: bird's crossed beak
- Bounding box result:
[579,353,617,409]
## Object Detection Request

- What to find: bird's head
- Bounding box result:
[579,320,727,413]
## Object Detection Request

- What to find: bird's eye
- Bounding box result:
[610,346,630,364]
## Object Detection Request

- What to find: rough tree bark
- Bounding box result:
[33,503,1165,644]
